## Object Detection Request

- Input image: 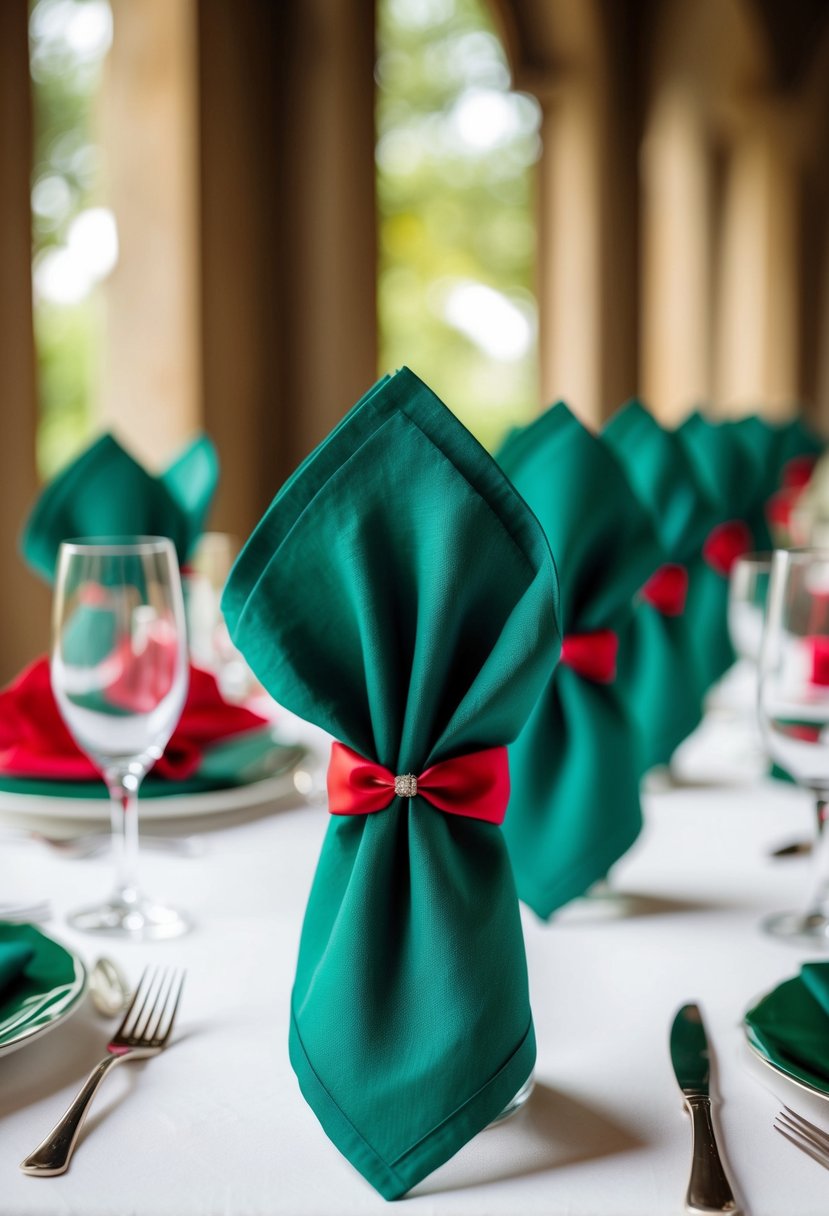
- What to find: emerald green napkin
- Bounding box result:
[731,415,823,499]
[496,403,661,915]
[221,367,560,1200]
[0,939,34,999]
[745,962,829,1091]
[21,433,218,580]
[678,413,771,689]
[603,401,714,765]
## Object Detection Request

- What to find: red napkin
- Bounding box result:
[0,657,269,783]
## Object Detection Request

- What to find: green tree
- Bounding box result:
[377,0,540,450]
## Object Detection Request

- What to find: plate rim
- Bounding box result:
[0,744,310,823]
[0,926,88,1058]
[745,1031,829,1102]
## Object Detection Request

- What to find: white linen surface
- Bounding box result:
[0,705,826,1216]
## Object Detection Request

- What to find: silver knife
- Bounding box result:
[670,1003,738,1214]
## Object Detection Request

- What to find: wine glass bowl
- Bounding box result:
[758,548,829,942]
[51,537,190,939]
[728,552,772,665]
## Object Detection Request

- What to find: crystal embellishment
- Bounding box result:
[394,773,418,799]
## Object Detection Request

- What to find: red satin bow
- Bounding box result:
[810,637,829,687]
[703,521,752,577]
[640,564,688,616]
[782,456,816,491]
[560,630,618,683]
[326,741,510,825]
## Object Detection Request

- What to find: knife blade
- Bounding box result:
[670,1003,738,1214]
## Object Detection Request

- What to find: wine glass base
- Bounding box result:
[67,893,190,940]
[486,1073,535,1128]
[762,909,829,946]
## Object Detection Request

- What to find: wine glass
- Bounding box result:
[728,553,772,666]
[758,548,829,941]
[51,537,190,939]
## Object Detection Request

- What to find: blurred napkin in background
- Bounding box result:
[20,432,218,580]
[729,415,823,547]
[678,413,776,691]
[603,400,715,768]
[0,657,273,797]
[496,403,662,916]
[222,367,560,1199]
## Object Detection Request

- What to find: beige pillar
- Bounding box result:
[199,0,377,542]
[714,102,800,419]
[0,0,51,681]
[99,0,201,466]
[640,86,712,423]
[537,75,602,426]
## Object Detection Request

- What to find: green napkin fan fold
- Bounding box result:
[222,367,561,1199]
[21,432,218,581]
[496,403,662,916]
[745,962,829,1092]
[603,401,715,766]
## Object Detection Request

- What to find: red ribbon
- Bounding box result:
[782,456,816,491]
[560,630,618,683]
[810,637,829,687]
[640,564,688,616]
[766,488,799,533]
[703,521,752,577]
[326,741,510,825]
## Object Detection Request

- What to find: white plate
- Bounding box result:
[745,1035,829,1103]
[0,745,311,825]
[0,925,87,1058]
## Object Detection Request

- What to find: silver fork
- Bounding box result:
[773,1105,829,1169]
[20,965,185,1176]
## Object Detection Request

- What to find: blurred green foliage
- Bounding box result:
[377,0,540,450]
[29,0,110,480]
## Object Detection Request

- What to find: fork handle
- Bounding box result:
[684,1095,737,1213]
[20,1051,133,1176]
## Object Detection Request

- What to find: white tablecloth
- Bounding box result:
[1,706,827,1216]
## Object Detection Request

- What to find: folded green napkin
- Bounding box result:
[603,401,714,765]
[0,939,34,999]
[745,962,829,1091]
[496,403,662,915]
[21,433,218,580]
[677,413,771,689]
[731,415,823,501]
[221,367,560,1200]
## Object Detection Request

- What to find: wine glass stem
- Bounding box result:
[807,794,829,921]
[105,773,140,905]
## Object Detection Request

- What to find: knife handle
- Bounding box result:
[684,1095,737,1213]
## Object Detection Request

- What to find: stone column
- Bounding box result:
[0,0,51,680]
[99,0,201,465]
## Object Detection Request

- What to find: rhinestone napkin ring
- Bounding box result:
[394,773,418,799]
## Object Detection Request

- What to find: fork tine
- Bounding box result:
[144,968,176,1041]
[774,1121,829,1170]
[781,1105,829,1150]
[775,1113,829,1159]
[154,968,185,1045]
[116,966,156,1038]
[134,968,168,1040]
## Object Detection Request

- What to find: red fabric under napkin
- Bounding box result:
[0,657,268,782]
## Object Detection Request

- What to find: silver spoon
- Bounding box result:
[89,957,131,1017]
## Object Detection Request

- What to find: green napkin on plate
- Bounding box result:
[745,962,829,1092]
[603,400,715,765]
[222,367,560,1200]
[21,432,218,580]
[0,939,34,1000]
[496,403,661,916]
